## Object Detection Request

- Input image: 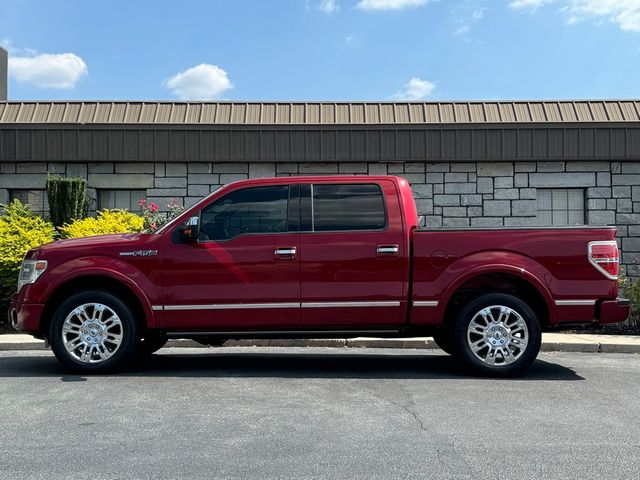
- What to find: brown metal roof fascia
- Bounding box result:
[1,100,640,125]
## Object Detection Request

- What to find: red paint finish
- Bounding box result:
[411,227,620,325]
[599,299,631,325]
[9,302,44,332]
[161,232,301,329]
[9,175,629,337]
[299,178,406,326]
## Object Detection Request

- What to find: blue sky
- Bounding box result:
[1,0,639,101]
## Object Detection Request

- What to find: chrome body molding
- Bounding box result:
[301,301,400,308]
[163,303,300,311]
[154,301,401,311]
[413,301,439,307]
[554,299,597,306]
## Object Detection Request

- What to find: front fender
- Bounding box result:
[36,256,159,328]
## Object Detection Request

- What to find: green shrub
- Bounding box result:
[0,200,56,312]
[620,276,640,328]
[47,175,90,228]
[60,209,144,239]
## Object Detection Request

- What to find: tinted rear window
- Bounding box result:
[312,184,386,232]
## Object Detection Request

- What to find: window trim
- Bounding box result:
[193,184,294,243]
[301,182,389,234]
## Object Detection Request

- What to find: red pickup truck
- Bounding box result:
[10,175,629,376]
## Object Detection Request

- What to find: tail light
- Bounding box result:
[588,240,619,280]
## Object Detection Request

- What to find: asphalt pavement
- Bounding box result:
[1,347,639,480]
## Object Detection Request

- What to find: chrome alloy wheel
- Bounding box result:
[466,305,529,366]
[61,303,123,364]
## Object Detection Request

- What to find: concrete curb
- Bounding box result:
[1,333,640,354]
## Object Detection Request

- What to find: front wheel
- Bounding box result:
[49,290,140,373]
[453,293,541,377]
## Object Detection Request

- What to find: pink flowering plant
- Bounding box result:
[139,198,184,232]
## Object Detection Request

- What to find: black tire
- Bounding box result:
[432,329,455,355]
[452,293,541,377]
[138,332,168,356]
[49,290,140,373]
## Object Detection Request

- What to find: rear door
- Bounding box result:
[299,180,406,327]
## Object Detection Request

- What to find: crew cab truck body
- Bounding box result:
[9,175,629,376]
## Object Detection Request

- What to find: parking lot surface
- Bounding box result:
[1,347,639,480]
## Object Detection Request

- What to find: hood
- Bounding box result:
[36,232,157,254]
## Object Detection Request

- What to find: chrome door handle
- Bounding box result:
[274,247,297,257]
[377,245,399,255]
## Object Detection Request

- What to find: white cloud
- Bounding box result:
[165,64,233,100]
[8,52,87,89]
[453,6,486,36]
[392,77,436,100]
[357,0,431,11]
[318,0,339,13]
[509,0,640,32]
[564,0,640,32]
[508,0,554,10]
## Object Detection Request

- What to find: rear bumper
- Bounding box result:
[8,300,44,334]
[598,298,630,325]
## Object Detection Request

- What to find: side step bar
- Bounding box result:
[166,329,404,339]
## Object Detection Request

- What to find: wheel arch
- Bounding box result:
[41,273,153,338]
[437,265,555,329]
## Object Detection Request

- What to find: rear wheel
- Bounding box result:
[49,290,140,373]
[453,293,541,377]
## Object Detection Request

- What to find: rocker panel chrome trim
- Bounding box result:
[159,301,401,311]
[413,301,439,307]
[301,301,400,308]
[554,299,598,306]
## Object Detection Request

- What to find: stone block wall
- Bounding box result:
[1,159,639,276]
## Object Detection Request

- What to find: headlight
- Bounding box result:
[17,259,48,292]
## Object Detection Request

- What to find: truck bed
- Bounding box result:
[410,225,618,327]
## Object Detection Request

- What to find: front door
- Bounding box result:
[161,184,301,330]
[299,180,406,327]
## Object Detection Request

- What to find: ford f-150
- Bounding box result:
[9,175,630,376]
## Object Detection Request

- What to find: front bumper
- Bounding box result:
[8,300,45,333]
[598,298,630,325]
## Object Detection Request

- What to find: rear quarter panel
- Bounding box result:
[411,227,618,326]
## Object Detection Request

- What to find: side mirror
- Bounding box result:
[177,216,200,243]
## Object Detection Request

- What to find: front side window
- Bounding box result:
[199,185,289,241]
[312,184,386,232]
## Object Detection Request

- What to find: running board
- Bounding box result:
[166,329,404,339]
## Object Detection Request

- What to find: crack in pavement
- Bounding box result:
[356,380,477,479]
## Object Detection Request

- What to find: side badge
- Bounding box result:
[119,250,159,257]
